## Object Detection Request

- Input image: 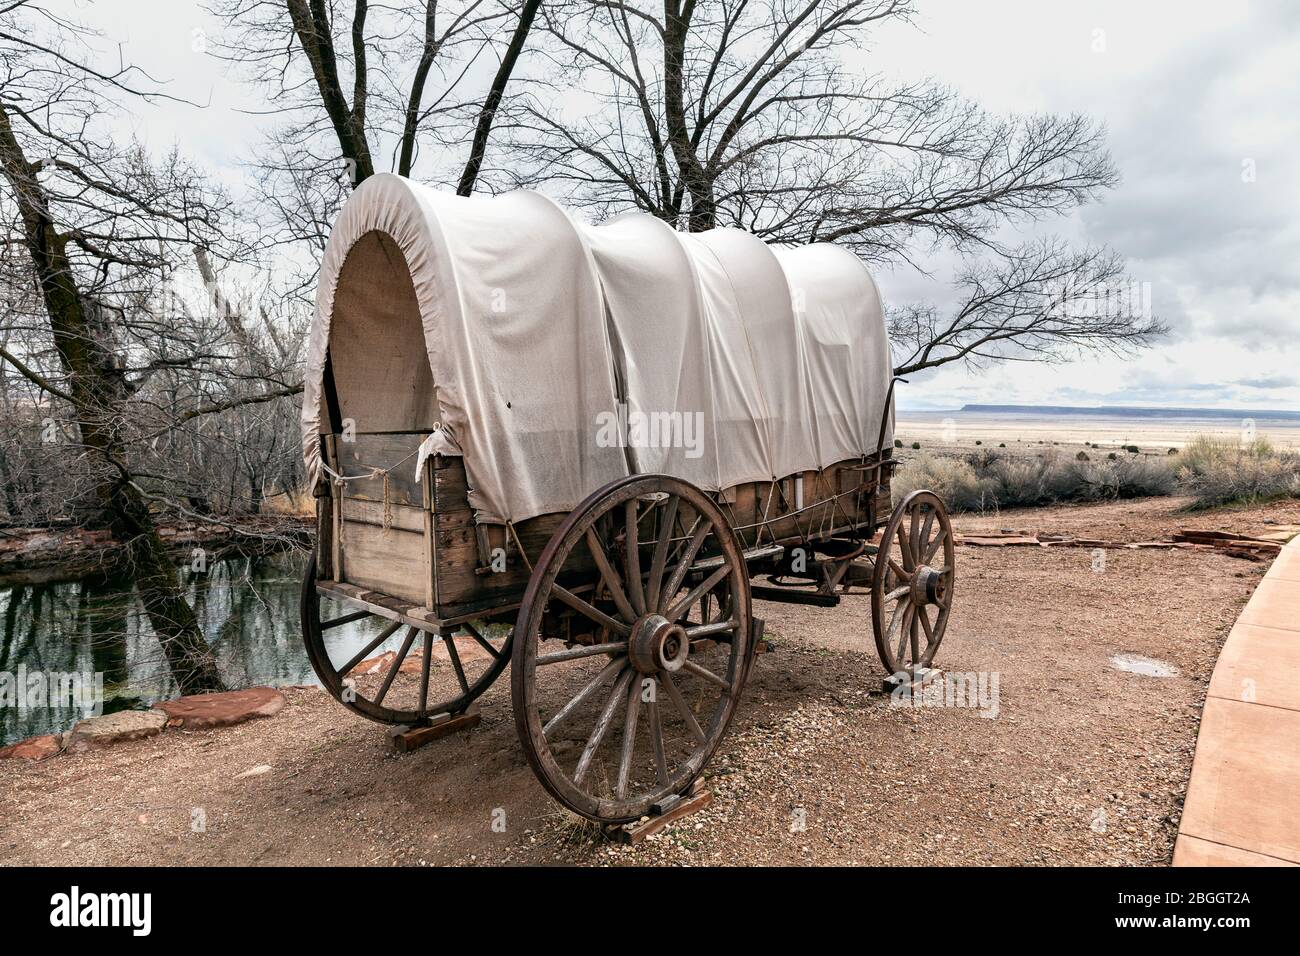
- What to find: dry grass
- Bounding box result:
[1175,436,1300,508]
[262,484,315,517]
[897,446,1180,513]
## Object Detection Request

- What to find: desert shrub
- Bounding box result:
[985,450,1089,505]
[1076,450,1089,461]
[892,452,998,512]
[1175,436,1300,507]
[901,445,1178,512]
[894,438,903,448]
[1125,444,1140,454]
[911,441,921,450]
[1114,455,1179,498]
[966,447,1002,470]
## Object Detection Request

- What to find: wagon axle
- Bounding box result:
[912,565,948,606]
[629,614,689,675]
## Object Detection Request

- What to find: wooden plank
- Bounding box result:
[317,580,443,631]
[315,493,334,581]
[335,432,428,506]
[340,520,428,605]
[387,708,481,753]
[327,434,343,582]
[606,786,713,845]
[339,497,426,534]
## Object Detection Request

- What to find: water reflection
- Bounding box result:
[0,550,410,745]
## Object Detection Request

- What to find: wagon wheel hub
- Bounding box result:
[629,613,689,675]
[910,565,947,606]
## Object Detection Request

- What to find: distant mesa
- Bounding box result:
[958,404,1300,421]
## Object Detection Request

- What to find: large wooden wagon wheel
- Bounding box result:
[512,474,753,824]
[871,490,956,677]
[301,554,511,725]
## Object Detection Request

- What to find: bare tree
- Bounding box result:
[0,1,304,692]
[498,0,1163,368]
[209,0,543,262]
[889,239,1162,375]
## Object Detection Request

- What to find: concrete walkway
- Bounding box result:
[1174,538,1300,866]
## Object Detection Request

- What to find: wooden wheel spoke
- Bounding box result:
[886,596,907,642]
[919,510,935,562]
[648,686,669,784]
[552,584,632,637]
[884,583,910,602]
[338,619,402,678]
[888,557,909,582]
[909,608,920,662]
[681,659,730,690]
[909,507,922,563]
[624,500,646,616]
[895,604,913,664]
[660,671,706,745]
[374,626,418,706]
[543,658,625,738]
[647,496,679,614]
[320,609,371,630]
[442,631,471,696]
[918,604,935,648]
[896,524,915,571]
[585,528,636,623]
[659,518,711,610]
[666,563,732,622]
[686,619,740,639]
[418,631,432,716]
[924,526,947,563]
[616,675,641,799]
[536,640,628,665]
[461,622,501,659]
[574,668,634,785]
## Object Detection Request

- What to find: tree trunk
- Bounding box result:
[0,104,223,694]
[664,0,716,231]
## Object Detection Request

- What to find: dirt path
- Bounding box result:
[2,496,1289,866]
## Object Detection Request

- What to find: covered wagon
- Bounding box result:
[300,173,956,824]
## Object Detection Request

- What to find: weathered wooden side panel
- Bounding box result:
[318,431,893,623]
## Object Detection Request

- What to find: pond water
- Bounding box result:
[0,550,411,746]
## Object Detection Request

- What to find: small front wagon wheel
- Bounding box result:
[301,554,511,725]
[870,490,956,677]
[511,475,753,825]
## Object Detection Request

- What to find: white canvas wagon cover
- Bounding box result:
[302,173,893,525]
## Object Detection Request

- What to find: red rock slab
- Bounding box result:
[0,733,62,761]
[66,709,169,752]
[430,635,497,664]
[350,636,500,677]
[157,687,287,729]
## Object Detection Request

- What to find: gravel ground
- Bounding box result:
[1,495,1288,867]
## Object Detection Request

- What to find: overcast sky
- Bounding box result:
[61,0,1300,412]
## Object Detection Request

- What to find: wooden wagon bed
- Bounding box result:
[313,430,894,630]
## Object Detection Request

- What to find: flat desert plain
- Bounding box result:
[895,411,1300,457]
